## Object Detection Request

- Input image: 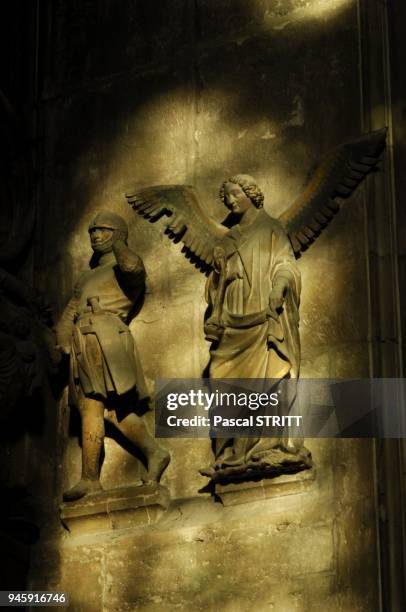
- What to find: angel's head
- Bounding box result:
[219,174,264,215]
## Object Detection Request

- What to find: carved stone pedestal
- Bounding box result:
[214,468,315,506]
[60,484,169,535]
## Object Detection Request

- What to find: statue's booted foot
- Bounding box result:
[63,478,103,502]
[143,448,170,484]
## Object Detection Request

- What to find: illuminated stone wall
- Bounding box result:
[29,1,388,609]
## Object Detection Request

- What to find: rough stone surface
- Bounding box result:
[29,0,384,610]
[214,467,315,506]
[60,484,170,535]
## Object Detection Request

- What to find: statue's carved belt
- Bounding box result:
[76,312,127,334]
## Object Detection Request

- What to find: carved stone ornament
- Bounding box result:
[126,129,387,486]
[56,211,170,502]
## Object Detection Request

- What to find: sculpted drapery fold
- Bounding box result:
[206,208,301,382]
[203,205,307,475]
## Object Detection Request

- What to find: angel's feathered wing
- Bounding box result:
[278,128,387,256]
[126,185,228,270]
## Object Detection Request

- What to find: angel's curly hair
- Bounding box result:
[219,174,264,209]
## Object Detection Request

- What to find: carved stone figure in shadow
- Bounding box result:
[126,129,386,485]
[56,211,169,501]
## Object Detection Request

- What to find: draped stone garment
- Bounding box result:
[206,208,302,466]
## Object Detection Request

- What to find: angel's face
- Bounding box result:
[223,182,252,215]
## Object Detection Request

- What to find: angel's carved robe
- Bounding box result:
[207,207,301,377]
[206,206,302,468]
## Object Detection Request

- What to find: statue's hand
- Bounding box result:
[269,278,288,316]
[269,290,284,316]
[56,343,70,356]
[213,247,226,273]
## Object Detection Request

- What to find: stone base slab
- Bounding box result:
[215,468,315,506]
[60,484,170,535]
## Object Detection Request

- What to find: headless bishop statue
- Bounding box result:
[57,210,169,501]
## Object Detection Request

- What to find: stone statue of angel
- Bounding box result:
[126,129,386,485]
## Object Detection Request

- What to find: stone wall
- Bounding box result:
[28,1,393,609]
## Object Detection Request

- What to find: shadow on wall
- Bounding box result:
[31,0,376,604]
[36,0,361,315]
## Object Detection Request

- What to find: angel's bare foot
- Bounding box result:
[63,478,102,502]
[143,448,170,484]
